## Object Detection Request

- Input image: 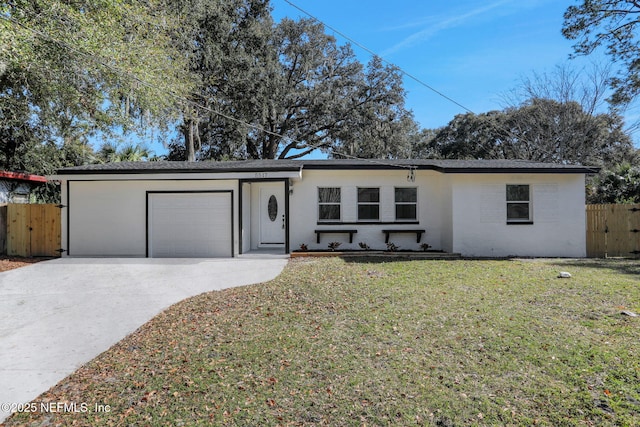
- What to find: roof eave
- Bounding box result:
[437,167,600,174]
[0,171,48,183]
[55,166,303,176]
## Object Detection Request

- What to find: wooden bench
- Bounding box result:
[314,229,358,244]
[382,229,425,243]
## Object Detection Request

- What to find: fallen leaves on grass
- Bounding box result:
[4,258,640,426]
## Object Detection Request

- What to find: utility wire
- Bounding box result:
[0,13,417,171]
[282,2,577,163]
[283,0,475,114]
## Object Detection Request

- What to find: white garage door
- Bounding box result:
[148,192,232,258]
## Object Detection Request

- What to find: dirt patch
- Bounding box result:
[0,257,49,272]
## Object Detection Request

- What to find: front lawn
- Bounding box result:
[6,258,639,426]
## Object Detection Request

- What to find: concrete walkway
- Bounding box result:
[0,257,288,422]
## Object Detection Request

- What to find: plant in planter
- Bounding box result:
[420,243,432,251]
[299,243,308,251]
[328,241,342,251]
[358,242,371,250]
[386,242,399,252]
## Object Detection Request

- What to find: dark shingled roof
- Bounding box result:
[56,159,599,175]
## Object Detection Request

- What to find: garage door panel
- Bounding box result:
[149,192,232,258]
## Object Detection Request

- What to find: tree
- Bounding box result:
[163,0,274,161]
[427,98,635,167]
[0,0,194,164]
[331,56,419,159]
[505,98,634,166]
[427,111,509,160]
[167,14,418,160]
[408,128,438,159]
[588,162,640,203]
[562,0,640,106]
[503,62,612,115]
[97,143,152,163]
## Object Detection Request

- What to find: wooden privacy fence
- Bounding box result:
[0,205,6,254]
[586,204,640,258]
[5,204,61,257]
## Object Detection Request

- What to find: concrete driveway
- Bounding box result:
[0,257,288,422]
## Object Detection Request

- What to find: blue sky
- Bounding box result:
[271,0,602,132]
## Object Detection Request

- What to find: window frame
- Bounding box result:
[357,187,380,221]
[394,187,418,221]
[506,184,532,224]
[317,187,341,222]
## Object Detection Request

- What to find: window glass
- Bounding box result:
[507,185,529,202]
[507,203,530,220]
[506,184,531,222]
[358,188,380,203]
[395,187,417,220]
[358,205,380,220]
[318,187,340,221]
[395,187,417,203]
[319,187,341,203]
[396,205,416,220]
[358,188,380,220]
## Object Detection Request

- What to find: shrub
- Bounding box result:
[328,241,342,251]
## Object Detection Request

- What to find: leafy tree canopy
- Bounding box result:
[427,98,635,168]
[167,10,418,161]
[0,0,194,174]
[588,162,640,203]
[563,0,640,106]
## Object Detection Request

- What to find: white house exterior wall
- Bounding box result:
[65,180,238,257]
[57,162,589,258]
[449,173,586,257]
[289,169,446,251]
[440,175,454,254]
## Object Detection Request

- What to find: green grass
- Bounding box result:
[6,258,640,426]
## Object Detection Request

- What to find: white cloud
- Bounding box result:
[381,0,522,57]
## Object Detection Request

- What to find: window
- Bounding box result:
[358,188,380,221]
[395,187,417,221]
[506,184,531,223]
[318,187,341,221]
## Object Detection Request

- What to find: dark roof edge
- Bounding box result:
[435,167,600,174]
[57,165,303,175]
[302,163,600,174]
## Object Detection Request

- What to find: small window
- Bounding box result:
[506,184,531,223]
[318,187,341,221]
[395,187,417,221]
[358,188,380,221]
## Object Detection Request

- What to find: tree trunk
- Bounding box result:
[183,118,196,162]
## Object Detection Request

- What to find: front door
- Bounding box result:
[259,183,285,246]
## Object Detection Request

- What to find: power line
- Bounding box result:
[282,0,475,114]
[0,13,417,171]
[280,2,579,162]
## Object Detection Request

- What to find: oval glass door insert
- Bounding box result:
[268,195,278,221]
